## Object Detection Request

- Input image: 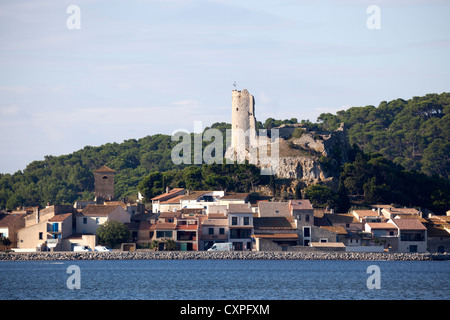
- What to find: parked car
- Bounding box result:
[95,246,113,252]
[73,245,92,252]
[207,242,233,252]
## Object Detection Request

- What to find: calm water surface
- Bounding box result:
[0,259,449,300]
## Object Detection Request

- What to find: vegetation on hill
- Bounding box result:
[0,93,448,213]
[317,92,450,179]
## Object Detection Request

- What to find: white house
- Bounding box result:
[77,204,131,234]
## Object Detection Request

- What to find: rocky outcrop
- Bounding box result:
[225,122,351,187]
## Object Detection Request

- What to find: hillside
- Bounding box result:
[317,92,450,179]
[0,93,449,213]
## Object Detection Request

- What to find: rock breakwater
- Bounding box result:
[1,251,449,261]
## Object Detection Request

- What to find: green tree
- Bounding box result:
[96,220,130,249]
[304,184,341,209]
[165,239,177,251]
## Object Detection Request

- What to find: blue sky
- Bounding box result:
[0,0,449,174]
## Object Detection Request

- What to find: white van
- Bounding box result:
[207,242,232,252]
[73,245,92,252]
[95,246,112,252]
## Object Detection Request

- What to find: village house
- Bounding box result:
[379,206,421,220]
[425,215,450,253]
[16,205,76,251]
[180,190,225,210]
[76,204,131,234]
[200,212,229,251]
[352,209,384,224]
[176,213,200,251]
[324,213,363,232]
[289,200,315,246]
[253,216,298,251]
[389,218,428,253]
[150,188,186,213]
[217,193,250,206]
[227,203,254,251]
[0,212,26,249]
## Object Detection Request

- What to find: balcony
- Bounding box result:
[46,238,61,248]
[178,235,197,241]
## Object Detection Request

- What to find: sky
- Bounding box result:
[0,0,449,174]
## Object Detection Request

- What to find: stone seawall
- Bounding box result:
[1,251,449,261]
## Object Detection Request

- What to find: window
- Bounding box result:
[156,231,173,238]
[208,228,214,235]
[39,232,43,240]
[243,217,250,225]
[303,226,311,238]
[83,217,87,224]
[219,228,225,235]
[305,215,310,222]
[320,238,328,243]
[232,217,238,225]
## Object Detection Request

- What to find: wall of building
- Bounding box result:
[17,221,48,249]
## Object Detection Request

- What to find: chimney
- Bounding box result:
[166,186,169,194]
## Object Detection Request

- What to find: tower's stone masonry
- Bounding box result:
[231,89,258,150]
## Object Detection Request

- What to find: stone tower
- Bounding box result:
[231,89,258,151]
[94,166,115,201]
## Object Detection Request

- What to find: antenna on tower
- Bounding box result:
[233,81,237,89]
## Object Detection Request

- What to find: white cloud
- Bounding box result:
[0,104,20,116]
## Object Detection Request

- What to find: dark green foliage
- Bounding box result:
[339,149,450,214]
[137,162,267,202]
[96,220,131,248]
[318,92,450,179]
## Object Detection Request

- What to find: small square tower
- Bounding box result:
[94,166,115,201]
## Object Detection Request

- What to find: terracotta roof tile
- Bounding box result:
[392,219,426,230]
[94,166,115,173]
[82,205,120,216]
[49,213,72,222]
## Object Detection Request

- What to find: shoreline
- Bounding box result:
[1,251,449,261]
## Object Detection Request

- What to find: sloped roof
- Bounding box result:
[94,166,115,173]
[391,219,426,230]
[228,203,252,214]
[81,205,121,216]
[49,213,72,222]
[150,223,177,230]
[0,213,25,227]
[179,191,210,201]
[289,199,313,210]
[220,193,249,200]
[320,226,348,235]
[325,213,360,225]
[254,217,295,229]
[353,210,380,217]
[258,202,290,217]
[366,222,397,229]
[151,188,185,201]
